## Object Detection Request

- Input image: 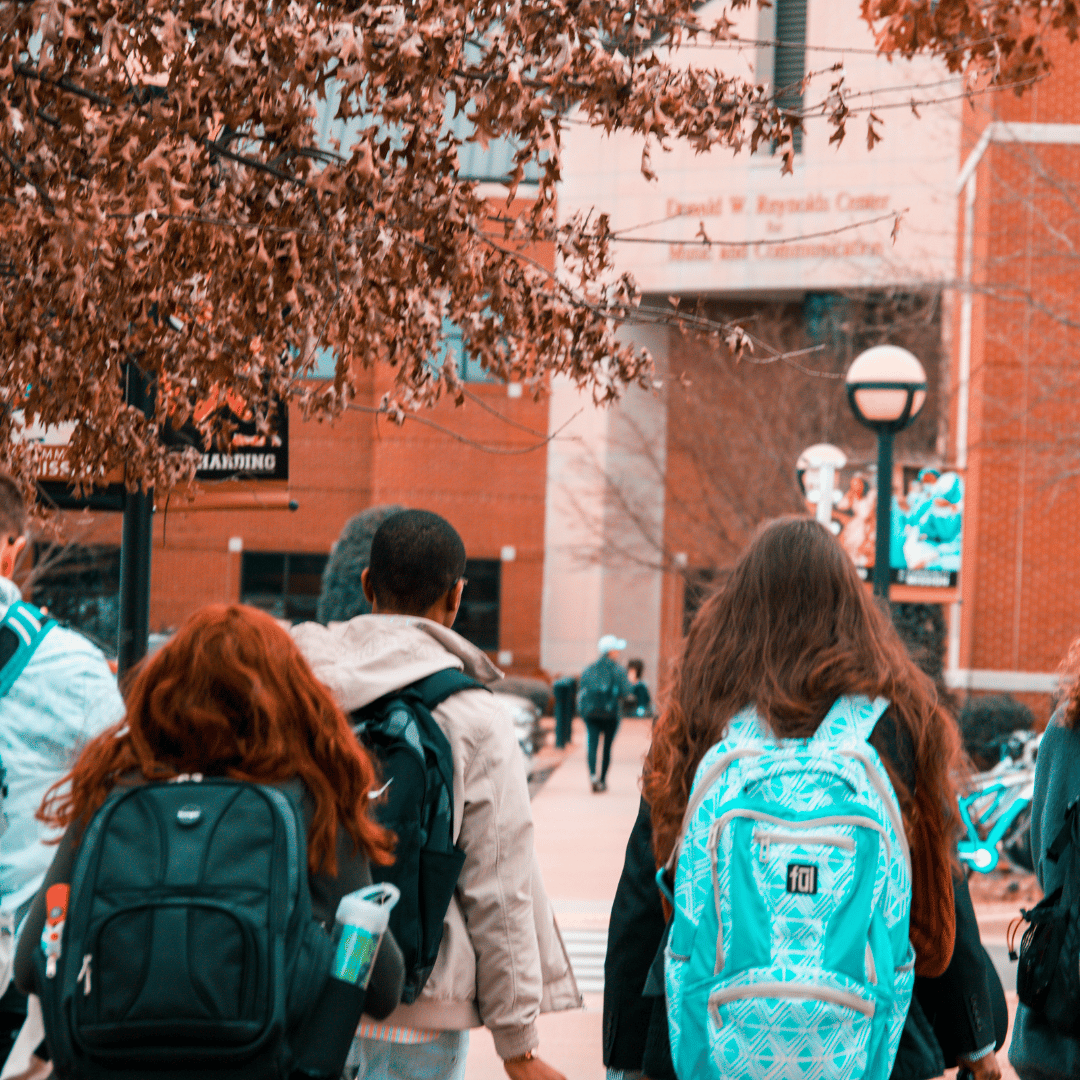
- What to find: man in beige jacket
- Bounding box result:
[294,509,579,1080]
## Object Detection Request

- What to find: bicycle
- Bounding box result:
[957,730,1041,874]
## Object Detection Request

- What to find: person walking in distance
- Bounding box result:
[0,474,123,1063]
[577,635,632,793]
[294,509,579,1080]
[625,659,652,718]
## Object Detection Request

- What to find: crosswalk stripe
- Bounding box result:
[563,926,608,994]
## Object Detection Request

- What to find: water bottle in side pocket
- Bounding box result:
[291,883,401,1079]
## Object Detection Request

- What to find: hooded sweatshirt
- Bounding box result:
[293,614,580,1060]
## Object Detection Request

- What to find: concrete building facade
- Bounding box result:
[544,0,966,688]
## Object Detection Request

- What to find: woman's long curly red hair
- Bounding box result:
[645,518,965,972]
[40,604,393,876]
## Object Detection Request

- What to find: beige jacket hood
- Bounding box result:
[293,613,503,712]
[293,615,581,1059]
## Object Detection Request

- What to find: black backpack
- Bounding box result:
[36,778,335,1080]
[576,658,620,721]
[352,668,484,1003]
[1013,797,1080,1033]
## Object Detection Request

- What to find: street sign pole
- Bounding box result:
[117,364,153,678]
[815,463,836,525]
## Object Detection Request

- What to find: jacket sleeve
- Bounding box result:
[454,695,543,1060]
[912,870,1005,1064]
[603,797,666,1070]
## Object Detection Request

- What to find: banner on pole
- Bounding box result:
[802,463,962,593]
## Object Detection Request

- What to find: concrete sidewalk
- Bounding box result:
[464,717,653,1080]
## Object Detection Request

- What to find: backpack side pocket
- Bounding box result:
[416,846,467,990]
[1016,888,1069,1015]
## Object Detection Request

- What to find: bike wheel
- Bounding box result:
[1003,805,1035,873]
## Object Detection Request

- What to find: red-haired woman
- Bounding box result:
[13,604,404,1044]
[602,517,1006,1080]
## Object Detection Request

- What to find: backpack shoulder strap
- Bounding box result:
[1047,798,1080,863]
[411,668,489,711]
[810,694,890,748]
[0,601,56,699]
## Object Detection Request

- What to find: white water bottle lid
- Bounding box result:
[334,882,400,936]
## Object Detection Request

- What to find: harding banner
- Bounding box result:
[19,391,289,487]
[189,391,288,482]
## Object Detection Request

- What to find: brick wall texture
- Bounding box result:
[955,34,1080,717]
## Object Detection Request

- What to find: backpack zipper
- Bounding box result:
[77,953,91,996]
[709,810,892,862]
[705,810,889,976]
[753,829,855,861]
[708,981,875,1029]
[666,748,763,872]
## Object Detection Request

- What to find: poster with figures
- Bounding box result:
[802,464,962,590]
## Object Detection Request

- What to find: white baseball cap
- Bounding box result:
[598,633,627,654]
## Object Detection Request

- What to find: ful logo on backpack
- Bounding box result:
[661,696,914,1080]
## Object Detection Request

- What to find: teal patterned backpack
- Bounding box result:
[660,695,914,1080]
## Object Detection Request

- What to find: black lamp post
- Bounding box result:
[117,363,154,678]
[845,345,927,600]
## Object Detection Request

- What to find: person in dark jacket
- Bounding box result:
[625,660,652,718]
[606,518,1006,1080]
[577,635,632,793]
[13,603,406,1065]
[1008,687,1080,1078]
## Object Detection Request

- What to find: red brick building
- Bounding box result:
[35,364,551,674]
[947,36,1080,717]
[34,182,555,676]
[30,17,1080,712]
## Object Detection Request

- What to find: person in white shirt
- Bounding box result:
[0,474,124,1060]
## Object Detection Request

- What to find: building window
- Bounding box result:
[30,543,121,656]
[313,79,540,190]
[774,0,807,152]
[435,320,497,383]
[764,0,807,154]
[456,558,500,652]
[304,345,337,379]
[307,323,495,384]
[241,552,328,622]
